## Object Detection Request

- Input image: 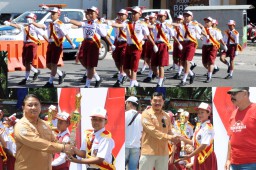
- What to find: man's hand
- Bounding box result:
[4,21,10,26]
[224,160,231,170]
[169,134,180,144]
[64,17,71,23]
[63,144,72,154]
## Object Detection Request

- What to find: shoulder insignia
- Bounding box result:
[206,123,213,129]
[191,21,198,26]
[233,30,239,35]
[100,130,112,138]
[57,20,63,25]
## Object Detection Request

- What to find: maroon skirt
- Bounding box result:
[193,152,217,170]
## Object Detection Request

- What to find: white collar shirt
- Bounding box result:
[193,120,214,146]
[152,21,174,42]
[81,19,107,39]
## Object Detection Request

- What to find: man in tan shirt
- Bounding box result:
[139,92,180,170]
[14,94,72,170]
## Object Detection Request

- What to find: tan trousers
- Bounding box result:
[139,155,169,170]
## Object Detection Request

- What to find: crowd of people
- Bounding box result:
[5,5,241,87]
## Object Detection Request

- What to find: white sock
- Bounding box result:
[190,61,195,66]
[178,66,183,75]
[158,77,164,85]
[85,79,91,87]
[49,75,54,84]
[182,73,188,82]
[148,69,153,77]
[189,70,194,76]
[30,66,38,73]
[57,69,63,76]
[142,64,147,71]
[94,73,100,81]
[25,71,30,80]
[230,70,233,76]
[208,72,212,78]
[134,80,139,86]
[130,80,136,87]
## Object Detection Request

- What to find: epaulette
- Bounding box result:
[206,122,213,130]
[191,21,198,26]
[100,130,112,138]
[233,30,239,35]
[187,122,194,128]
[84,129,94,135]
[57,20,63,25]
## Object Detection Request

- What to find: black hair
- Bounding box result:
[151,92,165,100]
[22,94,41,106]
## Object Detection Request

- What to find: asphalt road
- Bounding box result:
[7,42,256,88]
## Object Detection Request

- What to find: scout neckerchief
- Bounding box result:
[50,21,63,47]
[193,122,214,164]
[175,26,183,41]
[183,22,198,47]
[205,27,220,49]
[85,130,116,170]
[127,21,142,51]
[156,23,172,50]
[25,25,41,45]
[225,29,242,51]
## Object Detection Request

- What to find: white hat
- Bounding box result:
[177,108,184,113]
[183,11,193,17]
[90,107,108,119]
[56,111,70,121]
[227,20,236,25]
[144,15,149,20]
[131,6,142,14]
[126,96,138,104]
[26,13,37,20]
[183,111,190,117]
[48,105,57,112]
[118,9,128,16]
[149,13,157,18]
[158,10,167,16]
[50,7,61,15]
[177,15,184,20]
[204,17,213,22]
[195,102,212,112]
[87,6,99,14]
[212,19,218,25]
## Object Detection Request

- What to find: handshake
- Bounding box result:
[168,134,184,144]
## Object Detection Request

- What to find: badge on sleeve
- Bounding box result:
[197,135,201,140]
[20,128,28,136]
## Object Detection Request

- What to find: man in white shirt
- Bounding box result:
[125,96,142,170]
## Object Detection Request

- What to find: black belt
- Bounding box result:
[117,41,127,44]
[85,38,93,41]
[228,44,236,46]
[127,44,136,47]
[203,44,213,46]
[156,41,164,44]
[87,168,100,170]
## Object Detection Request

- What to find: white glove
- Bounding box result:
[111,45,116,51]
[153,45,158,53]
[100,18,106,23]
[64,16,71,23]
[206,35,210,40]
[27,18,33,24]
[4,21,10,26]
[235,51,238,56]
[107,20,113,26]
[178,44,183,50]
[71,43,76,49]
[223,45,228,52]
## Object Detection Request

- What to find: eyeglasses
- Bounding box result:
[229,91,244,96]
[162,118,166,128]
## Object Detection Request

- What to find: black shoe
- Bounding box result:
[227,65,231,73]
[18,79,27,85]
[172,73,181,79]
[113,80,121,87]
[189,73,196,84]
[121,76,127,84]
[32,70,41,81]
[143,77,152,82]
[178,81,187,87]
[204,77,212,83]
[203,73,208,76]
[152,74,157,80]
[95,78,103,87]
[225,75,232,79]
[84,86,89,88]
[190,63,197,70]
[213,67,220,74]
[80,75,87,83]
[58,71,66,84]
[167,66,174,71]
[43,82,54,88]
[112,72,119,78]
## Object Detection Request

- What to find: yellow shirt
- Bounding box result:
[14,116,63,170]
[141,108,172,156]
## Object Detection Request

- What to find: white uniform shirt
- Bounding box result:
[179,21,202,41]
[123,20,150,45]
[152,21,174,43]
[223,29,239,44]
[52,129,70,166]
[115,21,127,42]
[44,19,68,42]
[80,128,115,168]
[81,19,107,39]
[125,109,142,148]
[20,24,45,43]
[202,27,223,45]
[193,120,214,146]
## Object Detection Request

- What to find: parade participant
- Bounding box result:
[142,12,158,83]
[180,102,217,170]
[201,17,227,83]
[125,96,142,170]
[64,6,115,88]
[0,110,9,170]
[14,94,72,170]
[52,112,71,170]
[110,6,158,87]
[220,20,241,79]
[112,9,128,87]
[4,13,48,85]
[211,19,221,74]
[139,92,180,170]
[225,87,256,170]
[32,7,76,87]
[151,10,182,87]
[68,107,115,170]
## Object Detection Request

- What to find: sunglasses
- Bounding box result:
[162,118,166,128]
[229,91,244,96]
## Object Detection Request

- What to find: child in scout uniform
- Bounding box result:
[180,102,217,170]
[220,20,241,79]
[64,6,115,88]
[52,111,71,170]
[4,13,48,85]
[68,107,115,170]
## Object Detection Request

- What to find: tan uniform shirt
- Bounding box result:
[141,108,172,156]
[14,116,63,170]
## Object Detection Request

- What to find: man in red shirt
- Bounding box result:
[225,87,256,170]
